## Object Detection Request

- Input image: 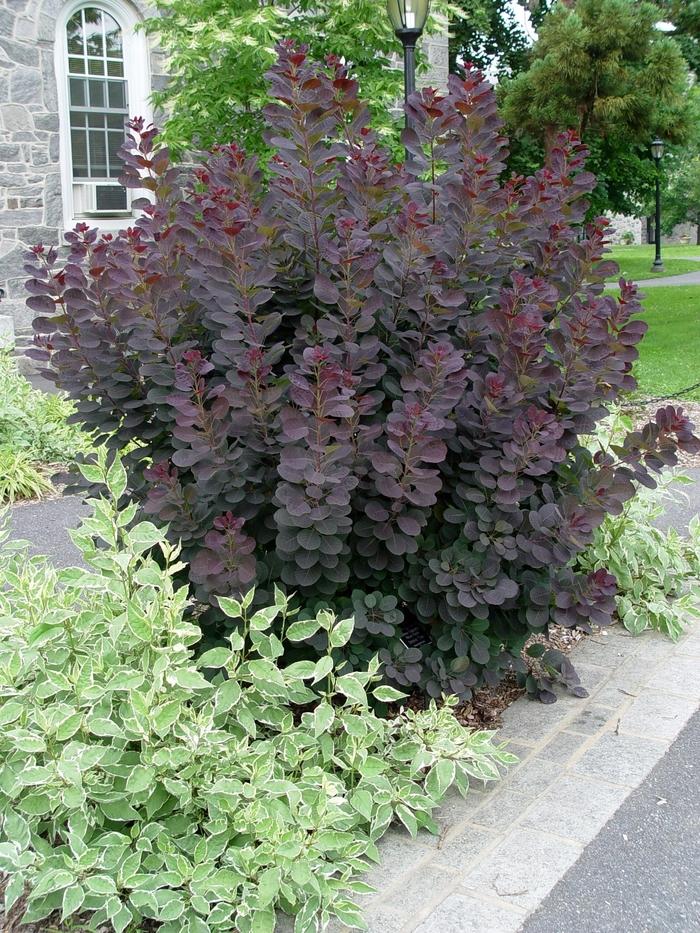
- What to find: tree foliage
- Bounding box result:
[449,0,533,78]
[29,47,699,704]
[654,0,700,73]
[143,0,448,155]
[500,0,694,213]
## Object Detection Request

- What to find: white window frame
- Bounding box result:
[55,0,152,232]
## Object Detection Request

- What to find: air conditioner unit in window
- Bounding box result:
[73,182,130,217]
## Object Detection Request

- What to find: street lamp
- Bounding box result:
[651,138,665,273]
[386,0,431,131]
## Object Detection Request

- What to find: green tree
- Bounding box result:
[499,0,694,214]
[654,1,700,74]
[144,0,447,154]
[661,150,700,241]
[449,0,532,78]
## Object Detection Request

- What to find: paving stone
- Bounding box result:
[413,892,524,933]
[460,827,581,912]
[536,731,588,764]
[593,654,649,700]
[429,822,494,872]
[496,696,574,745]
[520,773,628,844]
[645,654,700,700]
[419,787,490,844]
[362,829,434,889]
[572,731,667,787]
[499,756,561,798]
[379,864,458,919]
[466,789,532,833]
[676,627,700,657]
[618,690,697,742]
[628,631,676,665]
[566,704,615,736]
[326,903,407,933]
[593,682,640,708]
[569,661,610,695]
[569,634,635,668]
[498,740,532,762]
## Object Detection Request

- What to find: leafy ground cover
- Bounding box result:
[0,353,92,503]
[632,286,700,400]
[0,452,513,933]
[606,244,700,282]
[579,468,700,640]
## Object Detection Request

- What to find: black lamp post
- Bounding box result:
[651,138,665,273]
[386,0,431,132]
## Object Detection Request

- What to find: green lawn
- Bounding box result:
[632,285,700,400]
[605,243,700,282]
[606,244,700,282]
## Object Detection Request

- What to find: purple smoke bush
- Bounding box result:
[28,44,699,700]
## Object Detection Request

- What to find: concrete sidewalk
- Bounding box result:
[323,624,699,933]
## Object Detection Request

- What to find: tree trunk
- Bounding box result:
[696,224,700,246]
[646,216,654,245]
[544,125,559,163]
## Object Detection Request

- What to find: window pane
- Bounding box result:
[71,130,89,177]
[104,13,123,57]
[89,129,108,176]
[107,81,126,110]
[66,7,127,185]
[66,12,84,54]
[88,79,105,109]
[107,131,123,173]
[69,78,86,107]
[84,8,103,57]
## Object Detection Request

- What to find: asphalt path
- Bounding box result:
[521,710,700,933]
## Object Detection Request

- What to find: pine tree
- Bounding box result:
[500,0,694,214]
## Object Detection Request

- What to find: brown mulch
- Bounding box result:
[396,623,589,732]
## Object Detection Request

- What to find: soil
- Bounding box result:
[398,623,589,732]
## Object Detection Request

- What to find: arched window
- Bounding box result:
[56,1,151,228]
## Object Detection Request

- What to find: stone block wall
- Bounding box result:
[421,21,449,90]
[606,214,643,245]
[0,1,60,333]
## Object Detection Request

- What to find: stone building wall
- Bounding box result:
[421,24,449,90]
[606,213,643,245]
[0,0,164,335]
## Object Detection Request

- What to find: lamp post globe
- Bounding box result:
[650,138,665,273]
[387,0,431,133]
[650,138,665,161]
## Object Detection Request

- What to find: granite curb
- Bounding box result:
[326,623,700,933]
